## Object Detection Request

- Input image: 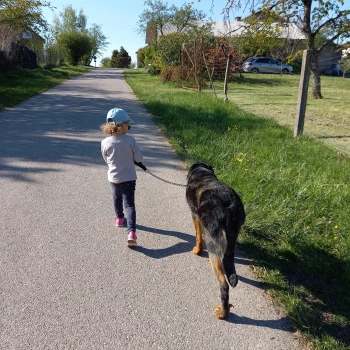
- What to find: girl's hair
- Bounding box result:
[100,123,124,135]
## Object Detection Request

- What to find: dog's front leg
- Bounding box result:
[192,217,204,255]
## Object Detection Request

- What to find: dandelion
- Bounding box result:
[227,127,231,131]
[334,225,339,229]
[236,158,243,163]
[334,236,338,240]
[306,226,310,229]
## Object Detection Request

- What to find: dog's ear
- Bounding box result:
[189,162,214,173]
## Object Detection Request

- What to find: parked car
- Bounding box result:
[242,57,293,74]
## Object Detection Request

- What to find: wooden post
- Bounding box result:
[294,50,312,137]
[224,55,232,101]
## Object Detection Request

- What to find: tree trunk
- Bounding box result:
[310,50,323,99]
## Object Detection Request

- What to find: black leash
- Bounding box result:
[145,169,187,188]
[134,162,187,188]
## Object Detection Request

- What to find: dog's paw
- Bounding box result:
[192,246,204,255]
[213,304,232,319]
[228,273,238,287]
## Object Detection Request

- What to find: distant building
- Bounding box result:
[145,19,305,44]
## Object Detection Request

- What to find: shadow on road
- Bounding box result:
[225,313,293,332]
[133,224,199,259]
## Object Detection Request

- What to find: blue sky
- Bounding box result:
[42,0,350,66]
[41,0,248,65]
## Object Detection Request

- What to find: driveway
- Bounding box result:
[0,68,302,349]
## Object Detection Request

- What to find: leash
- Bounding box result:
[145,169,187,188]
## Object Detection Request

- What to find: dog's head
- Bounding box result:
[187,162,214,179]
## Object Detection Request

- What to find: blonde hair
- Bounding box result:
[100,123,124,135]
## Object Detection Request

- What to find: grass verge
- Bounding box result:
[124,69,350,350]
[208,73,350,156]
[0,65,91,110]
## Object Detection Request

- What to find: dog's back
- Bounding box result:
[186,163,245,318]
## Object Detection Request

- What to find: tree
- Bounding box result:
[111,49,119,67]
[111,47,131,68]
[0,0,51,32]
[53,5,87,34]
[57,31,92,65]
[86,24,109,63]
[52,5,108,65]
[137,0,208,37]
[223,0,350,99]
[101,57,112,68]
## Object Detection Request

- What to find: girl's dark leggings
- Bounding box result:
[109,180,136,233]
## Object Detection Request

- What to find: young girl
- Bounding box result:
[101,108,146,246]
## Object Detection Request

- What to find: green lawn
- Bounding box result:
[0,65,91,110]
[208,73,350,156]
[124,69,350,350]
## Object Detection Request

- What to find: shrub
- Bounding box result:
[160,65,183,85]
[57,31,92,66]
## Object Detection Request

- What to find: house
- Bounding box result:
[145,18,305,44]
[0,24,44,69]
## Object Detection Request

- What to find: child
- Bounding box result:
[101,108,147,246]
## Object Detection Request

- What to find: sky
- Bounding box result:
[41,0,350,67]
[41,0,245,66]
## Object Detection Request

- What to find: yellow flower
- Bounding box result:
[237,158,243,163]
[334,236,338,240]
[334,225,339,229]
[227,127,231,131]
[306,226,310,229]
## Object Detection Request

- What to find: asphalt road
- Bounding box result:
[0,68,302,350]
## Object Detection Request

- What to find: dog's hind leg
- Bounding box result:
[191,217,204,255]
[209,255,232,319]
[223,238,238,288]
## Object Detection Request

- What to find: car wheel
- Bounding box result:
[251,68,259,73]
[282,68,289,74]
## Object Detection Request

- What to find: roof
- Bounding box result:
[151,20,305,41]
[206,21,305,40]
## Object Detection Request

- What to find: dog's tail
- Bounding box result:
[205,225,238,288]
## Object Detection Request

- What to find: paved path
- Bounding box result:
[1,68,302,350]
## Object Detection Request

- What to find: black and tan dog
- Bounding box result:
[186,163,246,319]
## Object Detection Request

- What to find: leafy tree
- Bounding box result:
[57,31,92,65]
[53,5,87,34]
[137,0,208,37]
[117,46,131,68]
[111,49,119,67]
[224,0,350,99]
[137,0,172,36]
[87,24,108,61]
[0,0,51,32]
[101,57,112,67]
[136,47,146,68]
[52,6,108,65]
[110,46,131,68]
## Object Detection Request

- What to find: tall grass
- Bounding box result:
[124,69,350,350]
[0,65,91,110]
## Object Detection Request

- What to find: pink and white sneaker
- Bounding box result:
[115,218,124,227]
[127,231,137,246]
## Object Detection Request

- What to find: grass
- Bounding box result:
[124,69,350,350]
[208,73,350,156]
[0,65,91,110]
